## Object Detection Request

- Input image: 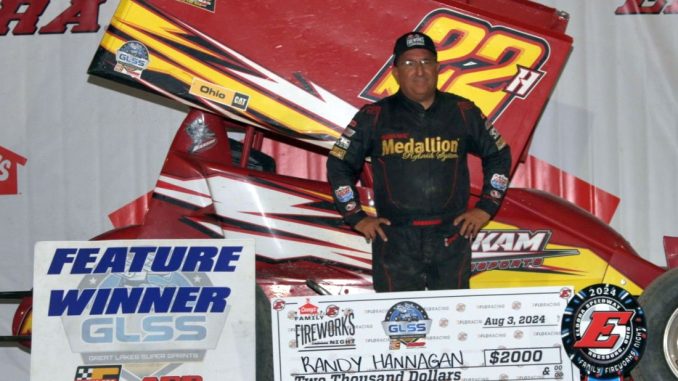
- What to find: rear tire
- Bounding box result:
[631,267,678,380]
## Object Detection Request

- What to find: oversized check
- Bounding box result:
[271,287,580,381]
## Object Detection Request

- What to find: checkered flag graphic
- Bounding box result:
[74,365,121,381]
[75,367,94,380]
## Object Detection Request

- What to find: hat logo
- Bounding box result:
[405,34,426,47]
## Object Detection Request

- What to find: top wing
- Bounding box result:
[88,0,572,180]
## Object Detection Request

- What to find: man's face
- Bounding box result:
[393,48,439,106]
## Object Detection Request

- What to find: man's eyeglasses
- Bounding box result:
[397,58,437,69]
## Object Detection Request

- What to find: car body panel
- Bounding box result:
[88,0,572,187]
[83,0,663,298]
[8,0,668,354]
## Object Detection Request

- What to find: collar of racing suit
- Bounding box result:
[394,89,443,113]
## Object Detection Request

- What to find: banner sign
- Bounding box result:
[31,239,255,381]
[271,286,580,381]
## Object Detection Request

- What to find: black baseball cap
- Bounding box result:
[393,32,437,64]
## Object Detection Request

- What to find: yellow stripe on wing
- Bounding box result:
[101,1,341,139]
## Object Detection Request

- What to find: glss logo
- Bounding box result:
[382,301,432,350]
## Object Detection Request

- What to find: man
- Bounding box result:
[327,32,511,292]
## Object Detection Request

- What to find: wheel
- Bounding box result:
[631,267,678,380]
[256,285,273,381]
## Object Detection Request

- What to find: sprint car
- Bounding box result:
[3,0,677,380]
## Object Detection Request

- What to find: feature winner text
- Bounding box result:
[43,245,241,343]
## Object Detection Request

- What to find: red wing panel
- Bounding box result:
[89,0,572,184]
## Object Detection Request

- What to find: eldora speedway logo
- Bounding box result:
[561,284,647,378]
[382,301,432,350]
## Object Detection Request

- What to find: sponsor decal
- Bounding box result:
[95,0,357,141]
[0,145,27,195]
[490,173,509,191]
[345,201,357,212]
[329,146,346,160]
[489,189,502,199]
[189,78,250,111]
[114,41,149,78]
[615,0,678,14]
[561,284,647,378]
[381,132,409,140]
[74,365,121,381]
[494,137,507,150]
[294,306,356,351]
[299,298,320,316]
[343,127,356,137]
[381,136,459,162]
[405,33,426,48]
[485,120,500,138]
[334,186,354,203]
[272,299,286,311]
[484,120,508,150]
[382,301,432,350]
[0,0,106,36]
[335,136,351,150]
[176,0,216,12]
[476,303,505,310]
[185,115,217,154]
[361,9,550,120]
[471,229,579,272]
[325,305,340,318]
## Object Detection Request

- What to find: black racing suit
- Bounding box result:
[327,90,511,292]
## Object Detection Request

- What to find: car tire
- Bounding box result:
[631,267,678,380]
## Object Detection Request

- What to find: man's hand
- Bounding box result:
[454,208,491,240]
[354,216,391,243]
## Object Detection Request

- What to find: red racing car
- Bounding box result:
[3,0,677,380]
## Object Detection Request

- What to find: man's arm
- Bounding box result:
[326,105,378,228]
[476,144,512,216]
[455,103,512,238]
